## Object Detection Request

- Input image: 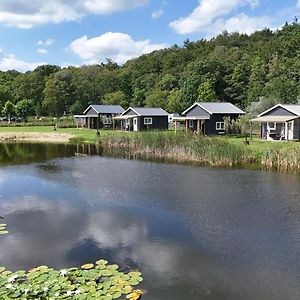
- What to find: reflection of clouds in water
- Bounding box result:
[82,212,148,248]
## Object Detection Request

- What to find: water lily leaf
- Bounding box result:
[81,263,94,270]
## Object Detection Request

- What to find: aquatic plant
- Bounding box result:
[0,259,143,299]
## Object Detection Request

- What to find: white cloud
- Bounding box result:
[298,0,300,8]
[0,49,45,72]
[37,38,55,46]
[169,0,268,35]
[152,8,164,19]
[213,13,271,35]
[69,32,168,64]
[0,0,148,28]
[37,48,48,55]
[81,0,148,14]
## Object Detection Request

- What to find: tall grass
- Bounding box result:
[102,131,300,171]
[102,131,254,167]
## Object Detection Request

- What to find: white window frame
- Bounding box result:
[144,117,152,125]
[267,122,276,130]
[216,122,225,130]
[188,120,194,128]
[125,119,131,126]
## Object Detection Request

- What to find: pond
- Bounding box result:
[0,143,300,299]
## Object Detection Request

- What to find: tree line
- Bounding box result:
[0,21,299,119]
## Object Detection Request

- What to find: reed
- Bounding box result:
[102,131,300,172]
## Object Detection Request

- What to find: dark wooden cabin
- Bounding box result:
[176,102,245,135]
[74,105,124,129]
[251,104,300,141]
[113,107,169,131]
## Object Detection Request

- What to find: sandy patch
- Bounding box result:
[0,132,73,143]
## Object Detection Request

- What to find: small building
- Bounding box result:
[74,105,124,129]
[113,107,169,131]
[175,102,245,135]
[251,104,300,141]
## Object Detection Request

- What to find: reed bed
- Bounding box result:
[102,131,300,172]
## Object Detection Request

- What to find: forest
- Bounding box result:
[0,21,299,119]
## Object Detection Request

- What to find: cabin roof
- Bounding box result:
[83,105,124,115]
[183,102,245,115]
[258,104,300,117]
[122,107,169,116]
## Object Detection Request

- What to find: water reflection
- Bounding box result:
[0,144,300,299]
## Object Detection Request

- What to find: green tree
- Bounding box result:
[15,99,35,121]
[145,89,168,109]
[2,100,15,122]
[167,89,183,113]
[103,91,128,108]
[198,79,217,101]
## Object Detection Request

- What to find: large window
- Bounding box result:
[144,118,152,125]
[188,120,194,128]
[216,122,225,130]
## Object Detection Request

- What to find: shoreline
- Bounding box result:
[0,128,300,173]
[0,132,73,143]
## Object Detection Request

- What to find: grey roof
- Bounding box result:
[258,104,300,117]
[281,104,300,116]
[183,102,245,115]
[124,107,169,116]
[84,105,124,114]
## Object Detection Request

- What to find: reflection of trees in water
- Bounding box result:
[0,143,76,166]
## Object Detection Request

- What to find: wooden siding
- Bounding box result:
[123,108,138,116]
[139,116,168,131]
[263,106,296,116]
[185,105,211,118]
[293,118,300,140]
[85,107,98,116]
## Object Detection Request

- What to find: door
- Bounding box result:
[288,121,294,140]
[133,118,138,131]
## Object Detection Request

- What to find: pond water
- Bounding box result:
[0,143,300,300]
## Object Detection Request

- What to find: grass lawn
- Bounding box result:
[0,126,134,143]
[0,126,299,151]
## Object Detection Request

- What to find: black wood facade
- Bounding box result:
[183,104,244,135]
[121,108,169,131]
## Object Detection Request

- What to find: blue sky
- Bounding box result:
[0,0,299,72]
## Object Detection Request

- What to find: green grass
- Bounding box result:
[0,126,300,171]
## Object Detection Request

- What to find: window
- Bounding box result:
[144,118,152,125]
[102,117,112,124]
[216,122,225,130]
[188,120,194,128]
[268,122,276,130]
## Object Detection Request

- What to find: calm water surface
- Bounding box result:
[0,143,300,300]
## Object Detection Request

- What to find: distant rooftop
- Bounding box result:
[124,107,169,116]
[84,105,124,114]
[183,102,245,115]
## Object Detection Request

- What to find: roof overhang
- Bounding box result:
[112,115,136,120]
[172,116,210,121]
[74,114,98,118]
[250,115,299,122]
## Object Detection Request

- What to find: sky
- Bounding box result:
[0,0,299,72]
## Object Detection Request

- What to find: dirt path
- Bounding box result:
[0,132,73,143]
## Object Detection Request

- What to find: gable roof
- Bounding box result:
[122,107,169,116]
[183,102,245,115]
[258,104,300,117]
[83,105,124,115]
